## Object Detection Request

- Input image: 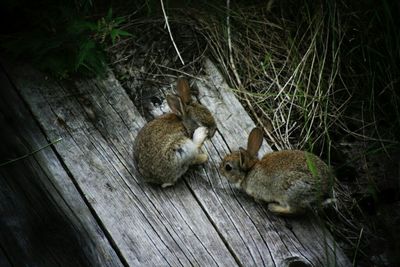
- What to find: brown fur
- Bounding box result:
[133,114,190,184]
[177,78,192,105]
[220,128,334,216]
[187,103,217,137]
[133,78,217,186]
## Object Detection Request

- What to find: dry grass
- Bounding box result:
[189,4,351,154]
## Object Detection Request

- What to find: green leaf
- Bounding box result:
[305,152,318,177]
[114,16,125,25]
[76,40,96,70]
[110,30,118,44]
[106,7,113,21]
[116,29,132,36]
[110,29,132,44]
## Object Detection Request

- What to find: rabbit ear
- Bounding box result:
[247,127,263,157]
[167,95,186,117]
[239,147,251,170]
[176,78,192,105]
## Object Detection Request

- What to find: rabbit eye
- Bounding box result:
[225,163,232,171]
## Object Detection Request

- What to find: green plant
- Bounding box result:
[1,1,132,78]
[68,8,132,76]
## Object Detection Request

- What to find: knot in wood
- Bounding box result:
[284,256,311,267]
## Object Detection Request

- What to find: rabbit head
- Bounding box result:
[166,78,217,138]
[220,128,263,186]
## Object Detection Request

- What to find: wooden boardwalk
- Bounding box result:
[0,59,351,267]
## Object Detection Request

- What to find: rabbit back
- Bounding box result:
[133,113,198,185]
[242,150,333,210]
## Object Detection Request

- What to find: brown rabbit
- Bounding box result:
[220,127,334,215]
[133,78,217,187]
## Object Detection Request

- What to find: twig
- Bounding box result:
[0,138,63,167]
[160,0,185,65]
[226,0,241,87]
[352,228,364,266]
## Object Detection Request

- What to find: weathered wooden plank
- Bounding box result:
[142,59,351,266]
[193,59,351,267]
[3,57,351,266]
[0,68,124,267]
[3,62,239,266]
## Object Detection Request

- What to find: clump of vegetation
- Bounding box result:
[0,0,131,78]
[193,2,347,153]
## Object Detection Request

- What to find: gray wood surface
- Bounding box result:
[1,58,351,267]
[2,62,237,266]
[143,59,351,267]
[0,67,124,267]
[194,60,349,267]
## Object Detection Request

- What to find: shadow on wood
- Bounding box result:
[0,66,124,267]
[0,58,351,267]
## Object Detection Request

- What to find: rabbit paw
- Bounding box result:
[161,183,174,188]
[192,126,208,147]
[193,153,208,165]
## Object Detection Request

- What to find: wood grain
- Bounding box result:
[1,58,351,266]
[3,63,238,266]
[0,68,124,267]
[140,59,351,267]
[190,59,350,267]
